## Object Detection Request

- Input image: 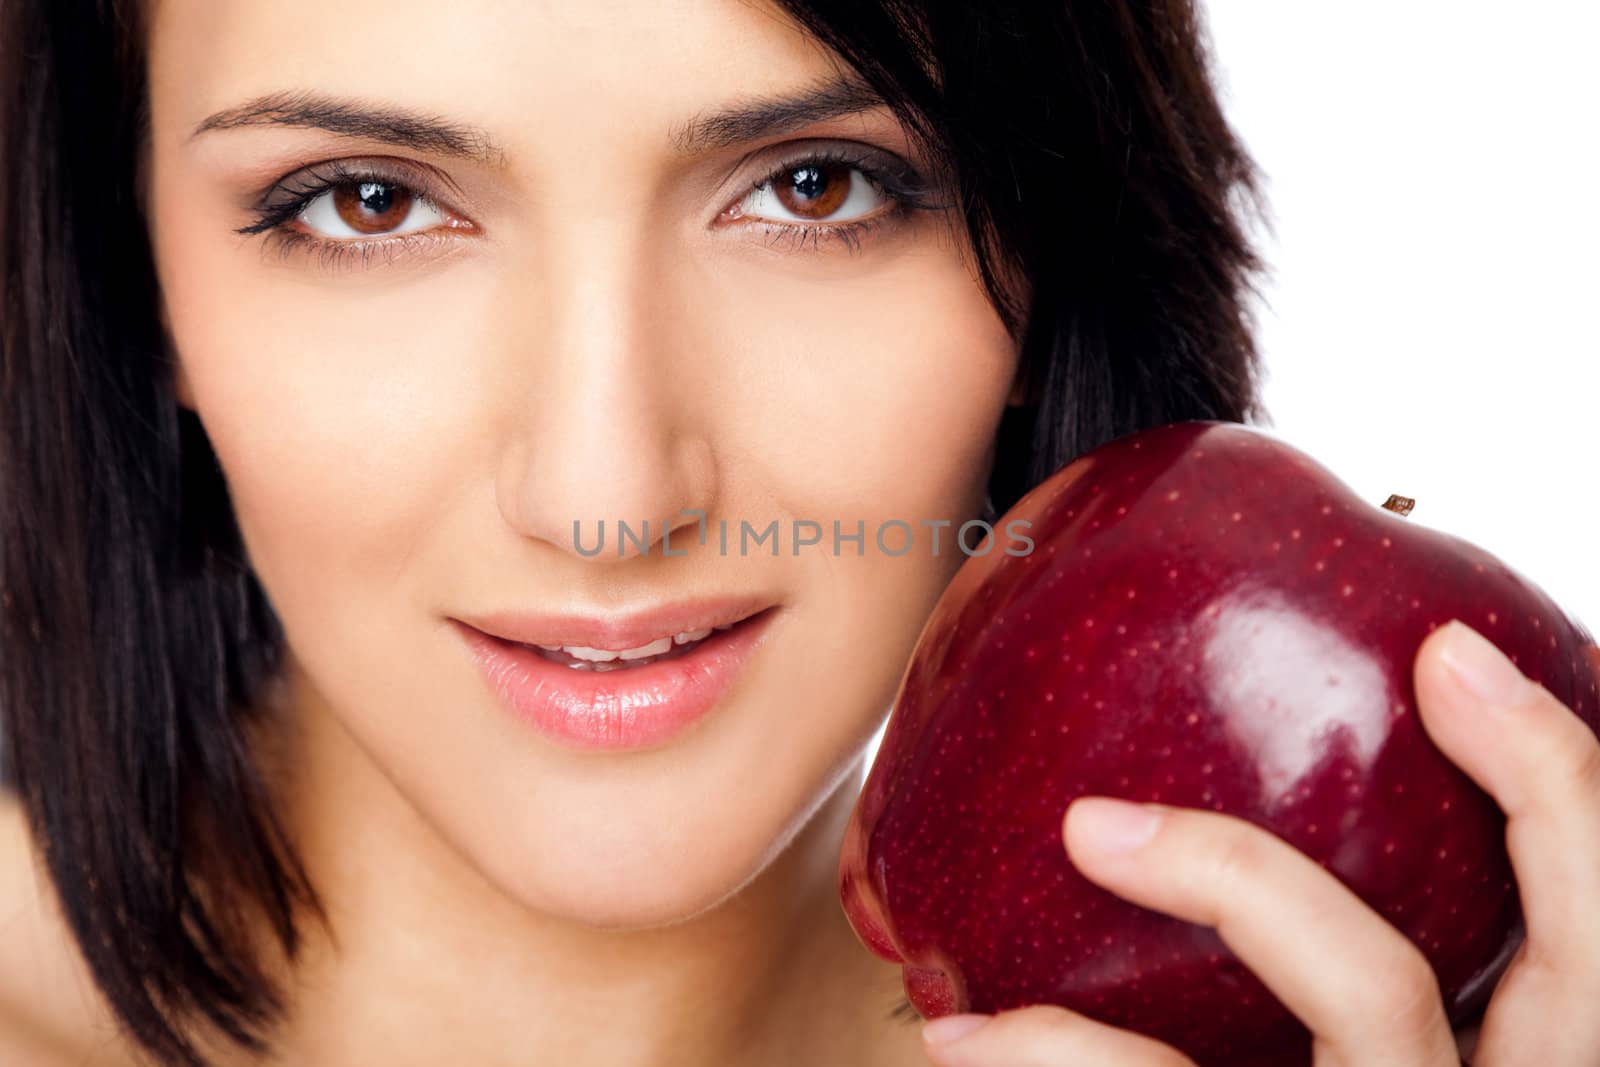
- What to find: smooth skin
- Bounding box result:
[3,2,1598,1066]
[918,624,1600,1067]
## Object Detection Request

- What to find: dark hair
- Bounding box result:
[0,0,1271,1062]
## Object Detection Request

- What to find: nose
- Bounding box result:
[495,229,717,562]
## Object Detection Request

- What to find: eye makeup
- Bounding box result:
[233,140,950,272]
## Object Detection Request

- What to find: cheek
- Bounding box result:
[704,235,1018,530]
[154,215,496,635]
[694,233,1020,748]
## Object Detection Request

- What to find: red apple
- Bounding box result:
[839,420,1599,1066]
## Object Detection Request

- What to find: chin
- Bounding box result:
[531,772,855,932]
[499,843,769,932]
[440,789,792,932]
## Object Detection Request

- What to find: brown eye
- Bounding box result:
[298,177,447,239]
[738,158,889,227]
[331,181,415,235]
[772,162,854,220]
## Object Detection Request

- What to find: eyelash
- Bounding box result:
[237,147,947,271]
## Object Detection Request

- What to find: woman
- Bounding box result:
[2,0,1595,1064]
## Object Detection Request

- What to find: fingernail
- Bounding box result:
[1438,619,1528,706]
[922,1013,991,1047]
[1070,796,1164,854]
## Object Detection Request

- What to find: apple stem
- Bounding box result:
[1381,494,1416,517]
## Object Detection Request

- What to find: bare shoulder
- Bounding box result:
[0,790,143,1066]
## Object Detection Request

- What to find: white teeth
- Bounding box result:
[550,636,675,663]
[616,636,674,661]
[521,619,741,663]
[558,645,619,662]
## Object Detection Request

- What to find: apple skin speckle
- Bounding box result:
[837,421,1599,1067]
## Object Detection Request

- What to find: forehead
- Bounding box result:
[144,0,856,165]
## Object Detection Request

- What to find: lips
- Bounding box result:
[452,605,781,751]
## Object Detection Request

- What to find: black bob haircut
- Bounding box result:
[0,0,1272,1062]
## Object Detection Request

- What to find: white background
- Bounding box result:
[866,3,1599,768]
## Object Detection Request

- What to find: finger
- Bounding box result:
[920,1004,1197,1067]
[1062,797,1460,1067]
[1414,620,1600,950]
[1412,620,1600,1061]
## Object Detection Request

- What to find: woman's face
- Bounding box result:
[144,0,1024,926]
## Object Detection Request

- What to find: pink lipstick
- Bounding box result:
[451,597,780,751]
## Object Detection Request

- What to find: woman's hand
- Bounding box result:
[918,619,1600,1066]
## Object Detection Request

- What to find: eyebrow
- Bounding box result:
[188,73,891,165]
[189,90,506,165]
[666,72,890,155]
